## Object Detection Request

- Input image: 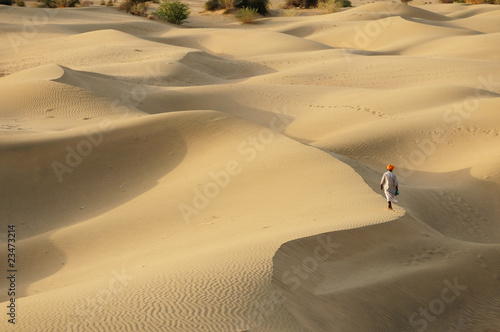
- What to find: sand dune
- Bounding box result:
[160,28,332,57]
[273,216,500,332]
[404,32,500,59]
[1,2,500,331]
[445,3,500,18]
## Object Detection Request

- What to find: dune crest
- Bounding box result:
[1,2,500,331]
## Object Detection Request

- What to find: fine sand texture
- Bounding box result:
[1,2,500,331]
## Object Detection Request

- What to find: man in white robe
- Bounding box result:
[380,165,398,210]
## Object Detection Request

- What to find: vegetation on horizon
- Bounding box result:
[119,0,150,16]
[204,0,269,15]
[234,0,268,14]
[235,6,259,22]
[443,0,500,3]
[283,0,350,9]
[204,0,221,10]
[40,0,80,7]
[154,0,190,24]
[318,0,340,13]
[466,0,500,3]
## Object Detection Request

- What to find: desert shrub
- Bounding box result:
[285,0,348,8]
[439,0,454,2]
[100,0,104,4]
[465,0,482,3]
[205,0,234,10]
[131,1,149,15]
[106,0,113,5]
[400,0,412,4]
[318,0,339,12]
[80,0,93,5]
[119,0,150,15]
[43,0,80,7]
[118,0,131,11]
[335,0,350,6]
[234,0,268,14]
[204,0,222,10]
[16,0,25,5]
[154,0,190,24]
[0,0,12,5]
[235,6,258,22]
[284,0,316,8]
[222,0,233,8]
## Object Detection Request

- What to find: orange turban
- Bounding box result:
[387,165,395,171]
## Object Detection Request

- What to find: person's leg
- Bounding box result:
[388,201,392,210]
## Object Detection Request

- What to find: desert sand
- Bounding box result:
[1,1,500,331]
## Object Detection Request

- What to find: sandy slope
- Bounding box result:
[1,2,500,332]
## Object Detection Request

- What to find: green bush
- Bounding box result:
[43,0,80,7]
[235,6,258,22]
[205,0,222,10]
[234,0,268,14]
[205,0,232,10]
[155,0,190,25]
[335,0,350,6]
[119,0,150,15]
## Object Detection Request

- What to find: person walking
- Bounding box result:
[381,164,398,210]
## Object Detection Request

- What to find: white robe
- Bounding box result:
[381,171,398,203]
